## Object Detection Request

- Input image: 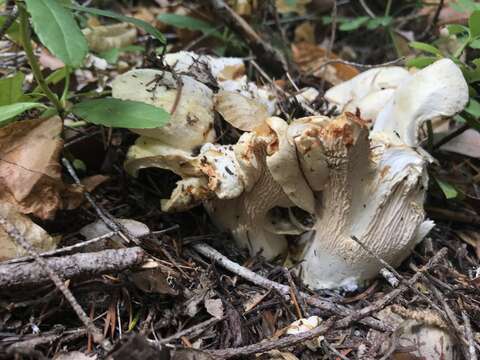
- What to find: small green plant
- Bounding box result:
[407,10,480,129]
[0,0,170,128]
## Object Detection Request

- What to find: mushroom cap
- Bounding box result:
[324,66,410,113]
[373,58,469,146]
[266,117,315,213]
[112,69,215,151]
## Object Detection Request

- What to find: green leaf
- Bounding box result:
[65,4,165,44]
[406,56,437,69]
[0,16,21,43]
[24,0,88,68]
[469,10,480,37]
[469,38,480,48]
[0,102,47,125]
[158,13,214,32]
[98,45,143,64]
[446,24,470,35]
[0,72,25,106]
[451,0,480,12]
[366,16,392,29]
[465,98,480,118]
[70,98,170,128]
[99,48,120,64]
[409,41,442,55]
[435,178,458,199]
[339,16,369,31]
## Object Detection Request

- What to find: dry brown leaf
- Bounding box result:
[294,22,315,44]
[292,42,359,85]
[38,48,65,71]
[204,298,224,319]
[83,23,137,53]
[0,116,85,219]
[0,202,58,261]
[214,91,269,131]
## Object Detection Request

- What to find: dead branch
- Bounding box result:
[0,247,144,288]
[208,317,335,359]
[193,243,387,331]
[0,216,111,350]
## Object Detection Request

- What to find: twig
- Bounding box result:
[462,311,478,360]
[359,0,376,18]
[432,124,469,150]
[319,0,337,92]
[322,339,350,360]
[419,0,445,40]
[0,5,18,41]
[0,247,144,288]
[206,0,288,76]
[62,158,141,246]
[1,231,117,265]
[156,317,220,345]
[193,243,389,331]
[333,248,448,328]
[0,216,110,350]
[308,57,405,76]
[208,317,335,359]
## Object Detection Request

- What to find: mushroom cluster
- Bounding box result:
[115,55,468,290]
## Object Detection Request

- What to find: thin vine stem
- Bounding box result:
[18,3,64,116]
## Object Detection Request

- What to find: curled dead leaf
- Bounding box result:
[214,91,269,131]
[0,116,88,219]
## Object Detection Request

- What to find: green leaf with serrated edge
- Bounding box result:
[65,3,165,44]
[435,178,458,199]
[339,16,369,31]
[469,11,480,37]
[24,0,87,68]
[409,41,442,55]
[446,24,470,35]
[0,102,47,125]
[0,72,25,106]
[406,56,437,69]
[71,98,170,128]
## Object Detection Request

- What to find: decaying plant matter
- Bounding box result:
[115,55,468,289]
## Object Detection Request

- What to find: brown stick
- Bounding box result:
[0,216,111,350]
[193,243,388,331]
[208,317,335,358]
[206,0,288,76]
[0,247,144,288]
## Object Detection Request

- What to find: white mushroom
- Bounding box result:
[373,58,469,146]
[122,58,468,289]
[112,69,215,151]
[324,66,410,121]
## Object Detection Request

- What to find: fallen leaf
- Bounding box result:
[38,48,65,71]
[440,129,480,158]
[0,116,86,219]
[292,42,359,85]
[83,23,137,53]
[204,298,224,319]
[294,22,315,44]
[214,91,269,131]
[79,218,150,250]
[0,202,58,261]
[276,0,311,14]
